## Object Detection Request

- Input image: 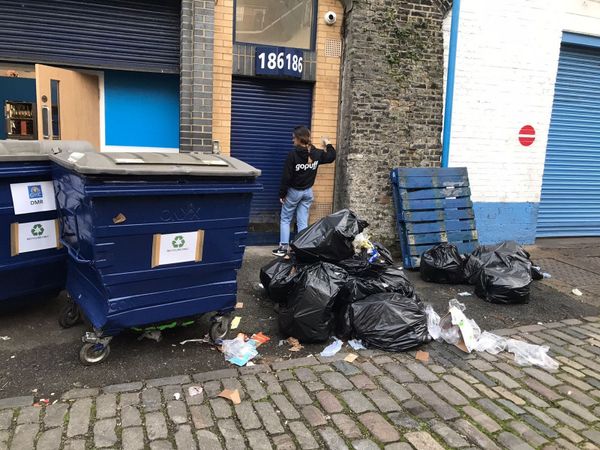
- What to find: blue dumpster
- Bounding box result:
[0,140,93,311]
[50,150,261,364]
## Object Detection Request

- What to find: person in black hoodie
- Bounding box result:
[273,126,336,257]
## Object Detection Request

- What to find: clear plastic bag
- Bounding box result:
[221,337,258,367]
[507,339,559,371]
[474,331,507,354]
[425,305,442,340]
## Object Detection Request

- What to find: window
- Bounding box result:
[235,0,315,50]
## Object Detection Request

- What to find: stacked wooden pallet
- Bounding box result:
[390,167,479,269]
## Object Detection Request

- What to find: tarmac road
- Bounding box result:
[0,246,597,399]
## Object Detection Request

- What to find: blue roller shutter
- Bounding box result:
[231,77,313,224]
[537,44,600,237]
[0,0,180,73]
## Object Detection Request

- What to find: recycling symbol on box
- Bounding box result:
[31,224,44,237]
[172,235,185,249]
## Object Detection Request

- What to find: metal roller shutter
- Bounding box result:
[0,0,180,73]
[231,77,313,224]
[537,44,600,237]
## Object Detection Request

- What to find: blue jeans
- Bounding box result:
[280,187,314,245]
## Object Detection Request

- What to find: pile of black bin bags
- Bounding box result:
[260,209,429,351]
[420,241,544,304]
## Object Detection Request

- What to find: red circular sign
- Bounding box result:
[519,125,535,146]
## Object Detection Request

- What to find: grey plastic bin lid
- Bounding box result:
[49,151,261,178]
[0,140,95,162]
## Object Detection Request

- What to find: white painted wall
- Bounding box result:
[443,0,600,203]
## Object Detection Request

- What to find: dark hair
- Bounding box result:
[293,126,311,146]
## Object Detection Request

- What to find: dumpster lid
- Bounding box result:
[49,151,261,177]
[0,140,95,162]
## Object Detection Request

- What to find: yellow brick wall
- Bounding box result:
[213,0,234,155]
[310,0,344,222]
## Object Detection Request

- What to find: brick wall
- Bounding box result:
[335,0,448,247]
[212,0,234,155]
[310,0,345,222]
[180,0,214,153]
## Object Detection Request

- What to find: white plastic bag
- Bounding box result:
[507,339,559,371]
[474,331,507,354]
[348,339,366,350]
[425,305,442,340]
[352,232,373,253]
[321,338,343,357]
[448,300,481,352]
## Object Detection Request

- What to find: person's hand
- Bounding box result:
[280,197,286,204]
[322,137,331,147]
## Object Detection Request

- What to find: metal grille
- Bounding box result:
[325,39,342,58]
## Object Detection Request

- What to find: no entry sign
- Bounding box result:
[519,125,536,146]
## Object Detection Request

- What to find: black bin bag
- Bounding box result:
[420,243,465,284]
[260,258,292,292]
[350,293,429,352]
[474,256,532,304]
[291,209,368,263]
[335,266,415,339]
[279,263,348,343]
[464,241,530,283]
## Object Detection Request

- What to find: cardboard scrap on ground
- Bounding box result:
[219,389,241,405]
[415,350,429,362]
[344,353,358,363]
[286,337,303,352]
[235,302,243,309]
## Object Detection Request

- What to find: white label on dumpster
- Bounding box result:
[10,181,56,215]
[152,230,205,268]
[11,219,60,256]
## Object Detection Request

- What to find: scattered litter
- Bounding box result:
[246,362,255,366]
[188,386,203,397]
[32,389,38,393]
[10,356,15,359]
[439,299,481,353]
[542,272,552,279]
[572,288,583,296]
[235,302,244,309]
[347,339,366,350]
[537,322,543,325]
[180,336,211,345]
[286,337,304,352]
[173,393,181,400]
[344,353,358,363]
[258,283,264,289]
[231,316,241,330]
[458,292,471,297]
[425,305,441,340]
[567,390,572,396]
[221,333,268,367]
[138,330,162,342]
[0,336,10,341]
[507,339,559,371]
[415,350,429,362]
[50,393,55,396]
[52,400,58,405]
[112,213,127,224]
[250,332,270,346]
[473,332,506,355]
[321,338,343,357]
[278,340,285,347]
[219,389,241,405]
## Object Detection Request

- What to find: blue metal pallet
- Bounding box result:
[390,167,478,268]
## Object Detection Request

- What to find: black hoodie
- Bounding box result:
[279,144,336,198]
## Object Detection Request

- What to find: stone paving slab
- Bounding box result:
[2,318,600,448]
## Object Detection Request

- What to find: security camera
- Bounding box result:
[324,11,337,25]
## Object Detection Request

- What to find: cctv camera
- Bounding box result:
[324,11,337,25]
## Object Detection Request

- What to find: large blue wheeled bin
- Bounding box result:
[50,150,261,364]
[0,140,93,311]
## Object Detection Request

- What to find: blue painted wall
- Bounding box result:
[104,70,179,148]
[0,77,36,140]
[473,202,539,245]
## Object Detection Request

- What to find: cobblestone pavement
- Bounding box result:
[2,318,600,449]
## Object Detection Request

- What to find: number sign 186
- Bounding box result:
[255,47,303,78]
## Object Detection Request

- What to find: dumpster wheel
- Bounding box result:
[59,297,82,329]
[209,316,231,342]
[79,342,111,365]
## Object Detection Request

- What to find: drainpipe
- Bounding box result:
[441,0,461,167]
